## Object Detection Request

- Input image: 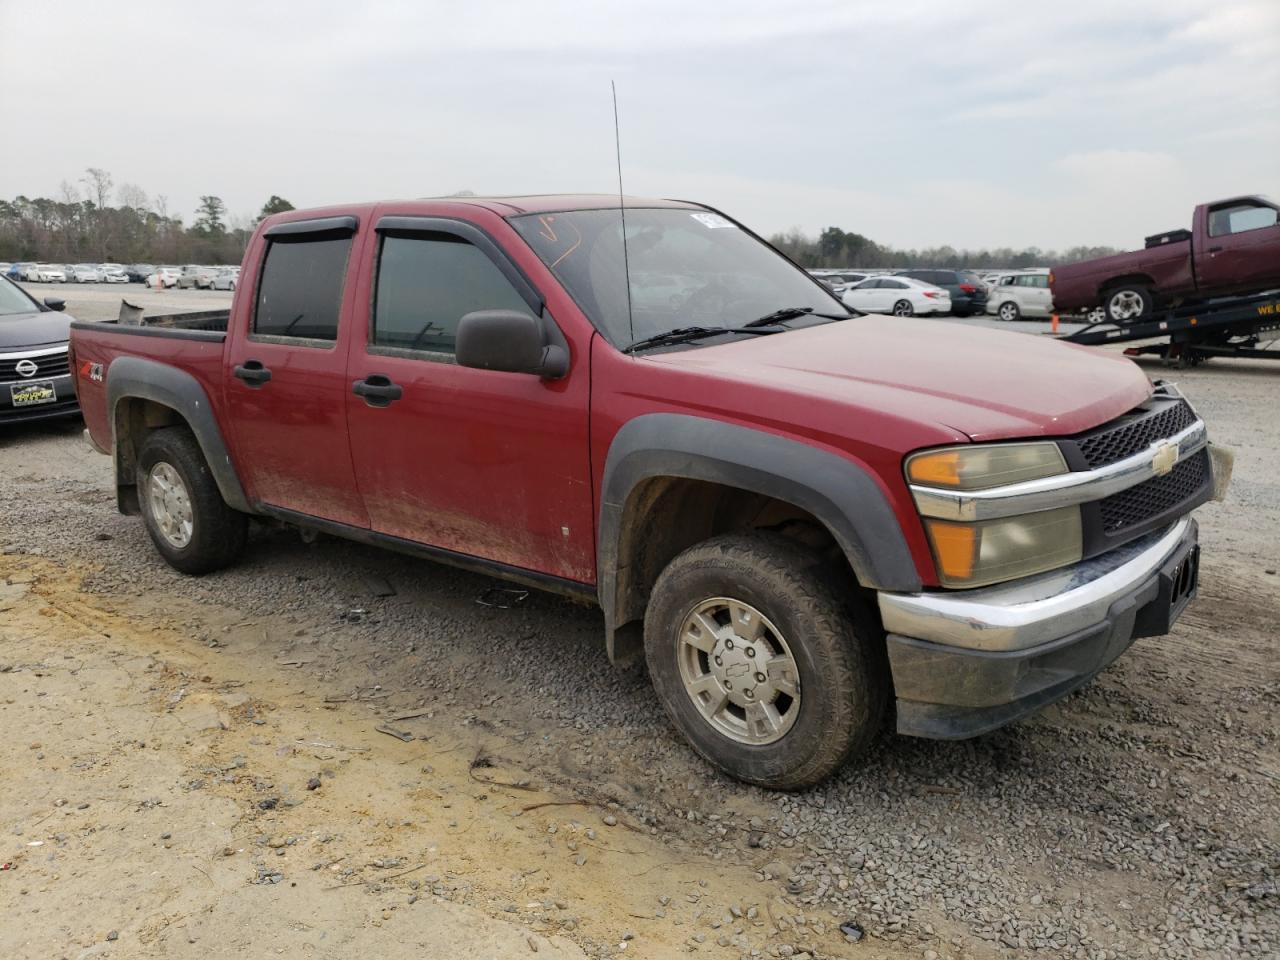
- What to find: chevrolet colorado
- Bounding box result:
[1051,195,1280,323]
[69,196,1227,788]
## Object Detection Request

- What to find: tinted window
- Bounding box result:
[883,280,908,289]
[373,233,533,355]
[254,236,351,342]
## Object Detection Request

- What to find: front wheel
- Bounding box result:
[1104,284,1154,324]
[137,427,247,574]
[998,301,1021,322]
[644,533,886,789]
[892,299,914,317]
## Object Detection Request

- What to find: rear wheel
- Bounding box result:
[137,427,247,575]
[1104,284,1154,324]
[644,533,886,789]
[998,301,1021,322]
[892,299,914,317]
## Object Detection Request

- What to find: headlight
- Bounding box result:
[922,506,1082,588]
[906,442,1066,490]
[907,442,1079,588]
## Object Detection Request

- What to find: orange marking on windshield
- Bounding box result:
[549,220,583,269]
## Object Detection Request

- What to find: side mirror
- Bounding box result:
[44,297,66,312]
[456,310,568,379]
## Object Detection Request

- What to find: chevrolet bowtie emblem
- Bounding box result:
[1151,442,1179,476]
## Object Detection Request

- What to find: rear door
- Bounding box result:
[224,216,369,526]
[1198,199,1280,292]
[1026,274,1053,315]
[343,214,595,582]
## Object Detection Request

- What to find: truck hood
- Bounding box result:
[648,315,1152,441]
[0,310,73,350]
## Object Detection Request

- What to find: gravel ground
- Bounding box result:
[1,287,1276,959]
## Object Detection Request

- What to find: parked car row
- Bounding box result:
[810,267,991,318]
[3,261,239,290]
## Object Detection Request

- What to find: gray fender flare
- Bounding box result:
[597,413,922,648]
[106,356,250,513]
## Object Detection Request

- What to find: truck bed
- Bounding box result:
[69,309,232,455]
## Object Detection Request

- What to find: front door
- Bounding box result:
[225,219,369,527]
[1199,199,1280,292]
[344,217,595,583]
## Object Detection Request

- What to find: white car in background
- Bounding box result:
[36,264,68,283]
[986,270,1053,320]
[842,276,951,317]
[211,267,240,291]
[102,265,129,283]
[70,264,104,283]
[147,266,183,289]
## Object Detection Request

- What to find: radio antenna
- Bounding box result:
[612,80,635,344]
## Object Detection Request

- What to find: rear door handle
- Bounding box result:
[233,360,271,386]
[1207,246,1223,253]
[352,374,403,407]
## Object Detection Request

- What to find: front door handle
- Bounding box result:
[1207,245,1223,253]
[352,374,403,407]
[233,360,272,386]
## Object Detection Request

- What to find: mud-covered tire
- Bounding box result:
[644,533,886,790]
[136,426,247,575]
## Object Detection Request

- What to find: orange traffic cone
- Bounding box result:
[1051,314,1059,333]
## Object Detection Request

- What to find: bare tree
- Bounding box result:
[81,168,114,211]
[117,183,150,212]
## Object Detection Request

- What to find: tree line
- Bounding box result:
[2,169,1120,271]
[767,226,1120,270]
[0,168,295,266]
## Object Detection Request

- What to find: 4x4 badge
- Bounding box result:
[1151,442,1179,476]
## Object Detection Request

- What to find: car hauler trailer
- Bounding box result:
[1062,291,1280,367]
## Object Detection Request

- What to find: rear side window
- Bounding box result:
[254,236,352,342]
[373,233,533,356]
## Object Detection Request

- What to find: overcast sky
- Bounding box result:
[2,1,1276,250]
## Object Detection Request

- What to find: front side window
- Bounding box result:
[1208,202,1279,237]
[373,233,533,356]
[510,207,843,348]
[253,235,352,342]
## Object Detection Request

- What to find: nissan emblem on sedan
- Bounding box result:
[15,358,39,378]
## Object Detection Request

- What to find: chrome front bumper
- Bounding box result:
[877,517,1200,739]
[879,517,1196,653]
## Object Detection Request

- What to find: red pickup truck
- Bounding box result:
[70,196,1226,788]
[1051,195,1280,323]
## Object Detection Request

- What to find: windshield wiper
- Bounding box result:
[744,306,851,328]
[624,325,782,354]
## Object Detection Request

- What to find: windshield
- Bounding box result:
[510,207,844,348]
[0,277,38,316]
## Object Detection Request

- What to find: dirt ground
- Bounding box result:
[1,287,1277,959]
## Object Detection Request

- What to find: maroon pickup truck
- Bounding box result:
[69,195,1228,788]
[1051,195,1280,324]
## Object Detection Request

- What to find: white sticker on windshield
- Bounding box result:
[690,213,736,229]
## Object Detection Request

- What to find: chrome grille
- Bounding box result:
[1073,399,1197,468]
[1099,451,1208,534]
[0,350,70,382]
